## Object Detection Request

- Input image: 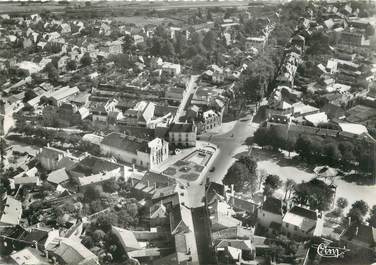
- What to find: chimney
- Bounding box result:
[231,184,234,196]
[47,143,50,147]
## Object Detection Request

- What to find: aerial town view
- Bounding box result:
[0,0,375,264]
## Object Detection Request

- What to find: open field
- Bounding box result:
[0,0,252,15]
[112,16,182,26]
[252,148,376,211]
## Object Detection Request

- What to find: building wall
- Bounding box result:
[204,114,222,131]
[245,38,266,51]
[100,142,168,170]
[213,72,224,84]
[257,209,283,229]
[39,154,63,171]
[169,132,196,147]
[338,31,365,46]
[281,222,314,240]
[100,144,142,167]
[92,113,108,122]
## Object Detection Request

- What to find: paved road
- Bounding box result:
[201,114,259,183]
[174,75,199,123]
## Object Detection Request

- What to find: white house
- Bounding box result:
[257,197,283,232]
[92,99,118,122]
[245,36,266,52]
[100,133,169,170]
[282,206,322,240]
[0,194,22,227]
[162,62,181,76]
[169,123,197,147]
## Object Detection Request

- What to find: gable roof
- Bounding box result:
[342,224,376,246]
[112,226,141,252]
[101,132,150,154]
[47,237,98,265]
[228,196,258,213]
[47,168,70,185]
[261,197,282,215]
[212,226,254,240]
[69,155,121,176]
[152,184,179,200]
[0,196,22,226]
[11,247,49,265]
[289,206,317,220]
[169,123,195,133]
[283,206,317,232]
[215,239,253,251]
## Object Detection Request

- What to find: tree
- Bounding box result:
[368,205,376,227]
[256,169,268,190]
[161,39,175,59]
[336,197,348,210]
[45,62,59,83]
[351,200,369,216]
[84,185,102,202]
[82,235,94,249]
[323,142,342,162]
[103,179,119,193]
[80,52,92,66]
[190,32,206,55]
[293,179,335,211]
[253,127,270,147]
[238,156,257,174]
[306,32,332,55]
[96,213,118,232]
[150,37,164,56]
[284,178,296,201]
[93,229,106,241]
[113,53,133,69]
[203,30,217,51]
[207,9,213,21]
[263,175,282,197]
[90,200,104,214]
[23,90,36,103]
[41,106,60,127]
[118,208,138,228]
[192,54,208,73]
[347,200,369,225]
[122,34,135,54]
[224,8,232,19]
[268,126,287,150]
[175,33,187,56]
[66,60,77,71]
[223,162,249,192]
[295,135,313,159]
[223,156,258,192]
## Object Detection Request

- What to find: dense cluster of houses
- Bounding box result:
[266,2,376,143]
[0,1,375,265]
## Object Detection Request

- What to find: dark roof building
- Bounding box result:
[261,197,283,215]
[169,123,196,133]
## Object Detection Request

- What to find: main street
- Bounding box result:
[200,114,260,184]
